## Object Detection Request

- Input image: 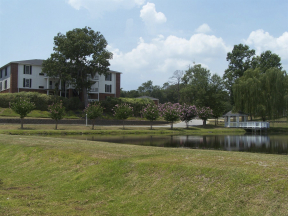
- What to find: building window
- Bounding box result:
[105,84,112,93]
[0,82,2,91]
[0,70,2,78]
[23,78,32,88]
[23,65,32,74]
[4,80,7,89]
[5,68,7,76]
[105,73,112,81]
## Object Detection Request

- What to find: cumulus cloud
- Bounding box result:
[195,23,212,34]
[67,0,145,16]
[109,34,230,90]
[140,2,167,28]
[244,29,288,60]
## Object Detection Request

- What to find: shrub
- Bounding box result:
[48,101,66,129]
[10,97,35,129]
[180,104,197,128]
[197,107,213,126]
[113,103,133,129]
[141,103,159,129]
[159,102,182,129]
[84,103,104,130]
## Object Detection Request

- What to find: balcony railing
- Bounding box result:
[89,88,98,92]
[87,75,99,80]
[225,122,270,129]
[88,99,99,102]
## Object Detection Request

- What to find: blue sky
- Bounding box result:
[1,0,287,90]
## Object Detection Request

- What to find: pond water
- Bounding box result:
[58,134,288,155]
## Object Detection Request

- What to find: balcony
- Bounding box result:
[87,75,99,80]
[89,88,98,92]
[88,99,99,102]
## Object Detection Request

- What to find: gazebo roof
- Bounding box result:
[222,111,249,117]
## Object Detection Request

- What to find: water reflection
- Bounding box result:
[64,135,288,155]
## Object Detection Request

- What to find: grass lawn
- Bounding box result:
[0,134,287,215]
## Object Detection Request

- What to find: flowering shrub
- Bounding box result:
[141,103,159,129]
[158,102,182,129]
[48,101,65,129]
[197,107,213,126]
[180,104,197,128]
[10,97,35,129]
[84,103,104,130]
[113,103,133,129]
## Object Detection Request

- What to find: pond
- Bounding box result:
[56,134,288,155]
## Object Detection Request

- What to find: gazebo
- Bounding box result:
[223,111,249,127]
[222,111,269,130]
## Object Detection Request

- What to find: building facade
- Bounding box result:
[0,59,121,102]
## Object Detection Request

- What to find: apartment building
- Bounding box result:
[0,59,121,102]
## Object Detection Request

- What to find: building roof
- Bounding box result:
[223,111,249,117]
[1,59,121,73]
[137,96,159,101]
[12,59,44,66]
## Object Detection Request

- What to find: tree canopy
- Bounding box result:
[42,27,113,106]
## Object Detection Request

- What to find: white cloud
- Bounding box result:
[140,2,167,27]
[109,33,230,90]
[244,29,288,60]
[195,23,212,34]
[67,0,145,16]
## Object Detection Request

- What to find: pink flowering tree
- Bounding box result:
[141,103,159,130]
[180,104,197,128]
[158,102,182,129]
[197,107,213,126]
[10,97,35,129]
[113,103,133,129]
[48,101,65,130]
[84,103,104,130]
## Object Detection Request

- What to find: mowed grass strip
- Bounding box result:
[0,134,288,215]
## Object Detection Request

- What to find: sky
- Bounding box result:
[0,0,287,90]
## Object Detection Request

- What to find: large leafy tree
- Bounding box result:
[42,27,113,106]
[251,50,282,73]
[233,68,287,121]
[223,44,255,104]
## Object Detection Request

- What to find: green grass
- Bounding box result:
[0,134,287,215]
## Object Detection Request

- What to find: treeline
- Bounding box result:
[122,44,287,121]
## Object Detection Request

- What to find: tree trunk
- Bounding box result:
[55,120,58,130]
[92,120,95,130]
[150,121,153,130]
[83,87,88,108]
[203,119,206,126]
[123,120,125,129]
[186,122,189,129]
[20,118,24,129]
[171,121,173,130]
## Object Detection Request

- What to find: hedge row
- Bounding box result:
[0,93,154,116]
[0,92,83,111]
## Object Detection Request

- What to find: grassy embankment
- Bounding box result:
[0,134,288,215]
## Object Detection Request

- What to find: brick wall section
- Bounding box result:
[10,63,18,93]
[99,93,115,101]
[116,73,120,98]
[0,118,168,125]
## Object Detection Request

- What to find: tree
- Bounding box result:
[137,80,154,96]
[233,68,287,121]
[181,64,211,107]
[179,104,197,128]
[197,107,213,126]
[141,103,159,129]
[42,27,113,107]
[158,102,181,129]
[113,103,133,129]
[84,103,104,130]
[10,97,35,129]
[223,44,255,104]
[48,101,66,130]
[252,50,282,73]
